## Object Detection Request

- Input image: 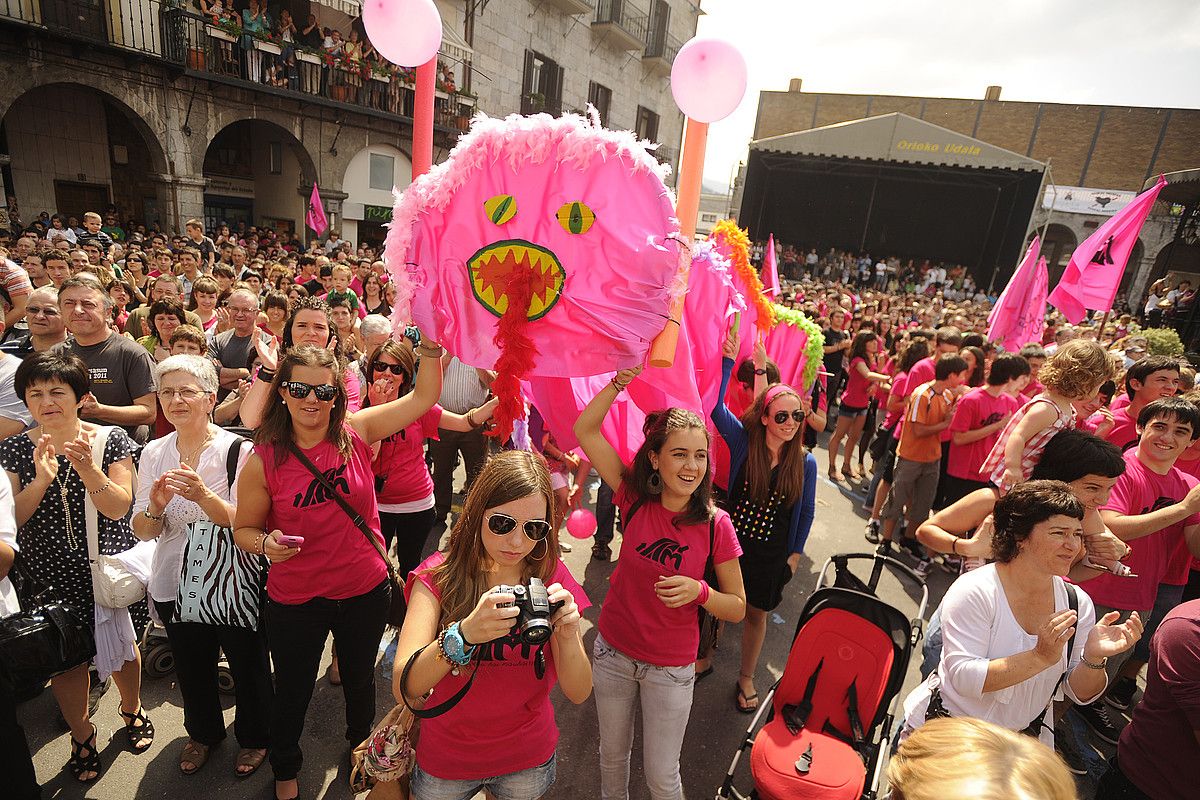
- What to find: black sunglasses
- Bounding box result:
[486,512,552,541]
[283,381,338,401]
[773,410,806,424]
[372,362,407,376]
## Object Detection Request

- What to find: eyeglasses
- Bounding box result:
[282,381,338,401]
[158,387,206,401]
[372,363,406,376]
[773,410,806,424]
[486,512,552,541]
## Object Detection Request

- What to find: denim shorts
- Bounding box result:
[411,754,556,800]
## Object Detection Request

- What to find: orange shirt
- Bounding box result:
[898,381,954,463]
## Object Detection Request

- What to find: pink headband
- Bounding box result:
[764,384,797,408]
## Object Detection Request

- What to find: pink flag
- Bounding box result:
[762,234,781,298]
[988,237,1048,352]
[1048,175,1167,323]
[306,183,328,237]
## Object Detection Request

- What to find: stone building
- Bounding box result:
[740,80,1198,303]
[0,0,696,248]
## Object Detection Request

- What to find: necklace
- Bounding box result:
[54,469,77,551]
[177,427,214,468]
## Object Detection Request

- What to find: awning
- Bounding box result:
[751,112,1045,173]
[311,1,472,62]
[438,19,473,63]
[311,0,361,16]
[1148,168,1200,205]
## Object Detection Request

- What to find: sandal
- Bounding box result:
[735,683,759,714]
[179,739,210,775]
[119,707,155,753]
[235,747,268,778]
[68,723,102,782]
[827,469,842,482]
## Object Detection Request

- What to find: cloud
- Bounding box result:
[694,0,1200,186]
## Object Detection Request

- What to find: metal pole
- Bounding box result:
[980,186,1001,294]
[860,167,879,252]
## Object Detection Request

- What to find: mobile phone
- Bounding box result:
[277,534,305,548]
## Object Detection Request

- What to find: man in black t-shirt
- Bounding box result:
[184,218,216,271]
[822,307,850,394]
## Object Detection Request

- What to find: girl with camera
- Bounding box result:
[394,449,591,800]
[575,367,746,800]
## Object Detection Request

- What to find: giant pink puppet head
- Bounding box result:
[385,111,685,439]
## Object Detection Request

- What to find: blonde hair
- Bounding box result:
[331,264,353,277]
[1038,339,1115,400]
[887,718,1077,800]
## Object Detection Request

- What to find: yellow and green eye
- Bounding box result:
[556,201,596,235]
[484,194,517,225]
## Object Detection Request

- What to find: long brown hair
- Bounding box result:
[429,450,559,626]
[255,344,352,466]
[628,408,714,527]
[739,386,806,507]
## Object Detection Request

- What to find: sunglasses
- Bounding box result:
[773,410,806,424]
[486,512,552,541]
[372,362,406,376]
[282,381,338,401]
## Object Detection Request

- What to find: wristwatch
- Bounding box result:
[441,621,475,666]
[754,369,767,375]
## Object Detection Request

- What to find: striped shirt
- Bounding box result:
[438,357,490,414]
[981,394,1075,491]
[897,381,954,463]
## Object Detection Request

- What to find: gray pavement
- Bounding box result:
[21,469,952,799]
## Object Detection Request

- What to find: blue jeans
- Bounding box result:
[593,634,695,800]
[411,754,556,800]
[920,602,943,680]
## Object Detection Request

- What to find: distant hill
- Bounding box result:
[702,179,730,195]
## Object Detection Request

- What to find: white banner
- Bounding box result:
[1042,184,1137,216]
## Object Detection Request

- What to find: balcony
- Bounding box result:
[592,0,647,52]
[654,143,678,167]
[544,0,595,14]
[642,30,680,74]
[0,1,474,130]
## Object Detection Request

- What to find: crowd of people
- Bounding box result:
[0,211,1195,800]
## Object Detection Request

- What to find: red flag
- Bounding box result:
[988,237,1048,351]
[1048,175,1166,323]
[762,234,781,297]
[306,183,328,237]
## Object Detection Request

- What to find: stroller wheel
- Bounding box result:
[217,666,237,695]
[144,643,175,678]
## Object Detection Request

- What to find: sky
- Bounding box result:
[693,0,1200,190]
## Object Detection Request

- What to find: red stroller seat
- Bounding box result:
[751,607,895,800]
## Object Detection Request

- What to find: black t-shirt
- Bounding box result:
[302,278,325,296]
[822,327,846,378]
[299,25,322,49]
[189,235,217,265]
[65,333,155,442]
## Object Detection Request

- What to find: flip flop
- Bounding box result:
[735,684,759,714]
[695,666,714,683]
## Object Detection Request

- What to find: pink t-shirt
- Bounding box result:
[946,387,1017,481]
[841,357,872,408]
[405,553,590,780]
[1111,393,1131,413]
[905,356,936,393]
[883,371,910,430]
[597,482,742,667]
[1106,406,1139,451]
[258,426,387,604]
[373,405,442,505]
[1091,451,1200,610]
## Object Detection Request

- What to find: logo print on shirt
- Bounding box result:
[292,463,350,508]
[1141,496,1176,515]
[635,538,688,569]
[475,632,537,662]
[981,411,1004,426]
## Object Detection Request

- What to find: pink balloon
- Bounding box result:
[670,37,747,123]
[362,0,443,67]
[565,509,598,540]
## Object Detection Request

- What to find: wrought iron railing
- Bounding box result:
[644,30,680,62]
[594,0,648,45]
[0,0,163,56]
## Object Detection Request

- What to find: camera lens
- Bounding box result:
[520,618,553,645]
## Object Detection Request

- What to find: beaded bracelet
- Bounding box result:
[87,480,112,496]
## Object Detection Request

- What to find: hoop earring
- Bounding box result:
[528,537,549,562]
[647,469,664,495]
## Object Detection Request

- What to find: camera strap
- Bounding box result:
[398,644,480,719]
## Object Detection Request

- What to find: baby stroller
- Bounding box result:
[716,552,928,800]
[141,621,236,695]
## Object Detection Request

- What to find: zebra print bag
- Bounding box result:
[175,439,265,630]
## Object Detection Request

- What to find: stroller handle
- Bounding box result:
[818,552,931,622]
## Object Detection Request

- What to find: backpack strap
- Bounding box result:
[1025,581,1081,737]
[225,436,249,492]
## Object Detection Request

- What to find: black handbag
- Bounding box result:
[285,441,408,627]
[0,565,95,696]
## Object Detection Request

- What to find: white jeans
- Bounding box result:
[593,633,695,800]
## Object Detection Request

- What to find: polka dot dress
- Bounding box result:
[0,428,146,631]
[729,466,794,612]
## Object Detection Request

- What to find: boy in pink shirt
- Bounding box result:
[1106,356,1181,451]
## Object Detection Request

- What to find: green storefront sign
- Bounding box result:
[364,205,393,222]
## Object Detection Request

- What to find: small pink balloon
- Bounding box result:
[566,509,598,540]
[670,36,747,123]
[362,0,443,68]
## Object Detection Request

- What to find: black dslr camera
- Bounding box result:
[492,577,564,645]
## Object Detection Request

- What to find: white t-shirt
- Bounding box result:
[902,564,1102,746]
[134,426,253,603]
[0,477,18,616]
[0,354,32,432]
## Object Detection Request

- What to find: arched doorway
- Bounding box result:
[202,120,317,241]
[0,83,169,231]
[340,143,412,254]
[1040,223,1078,286]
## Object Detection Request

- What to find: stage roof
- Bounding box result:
[750,113,1045,173]
[1148,169,1200,204]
